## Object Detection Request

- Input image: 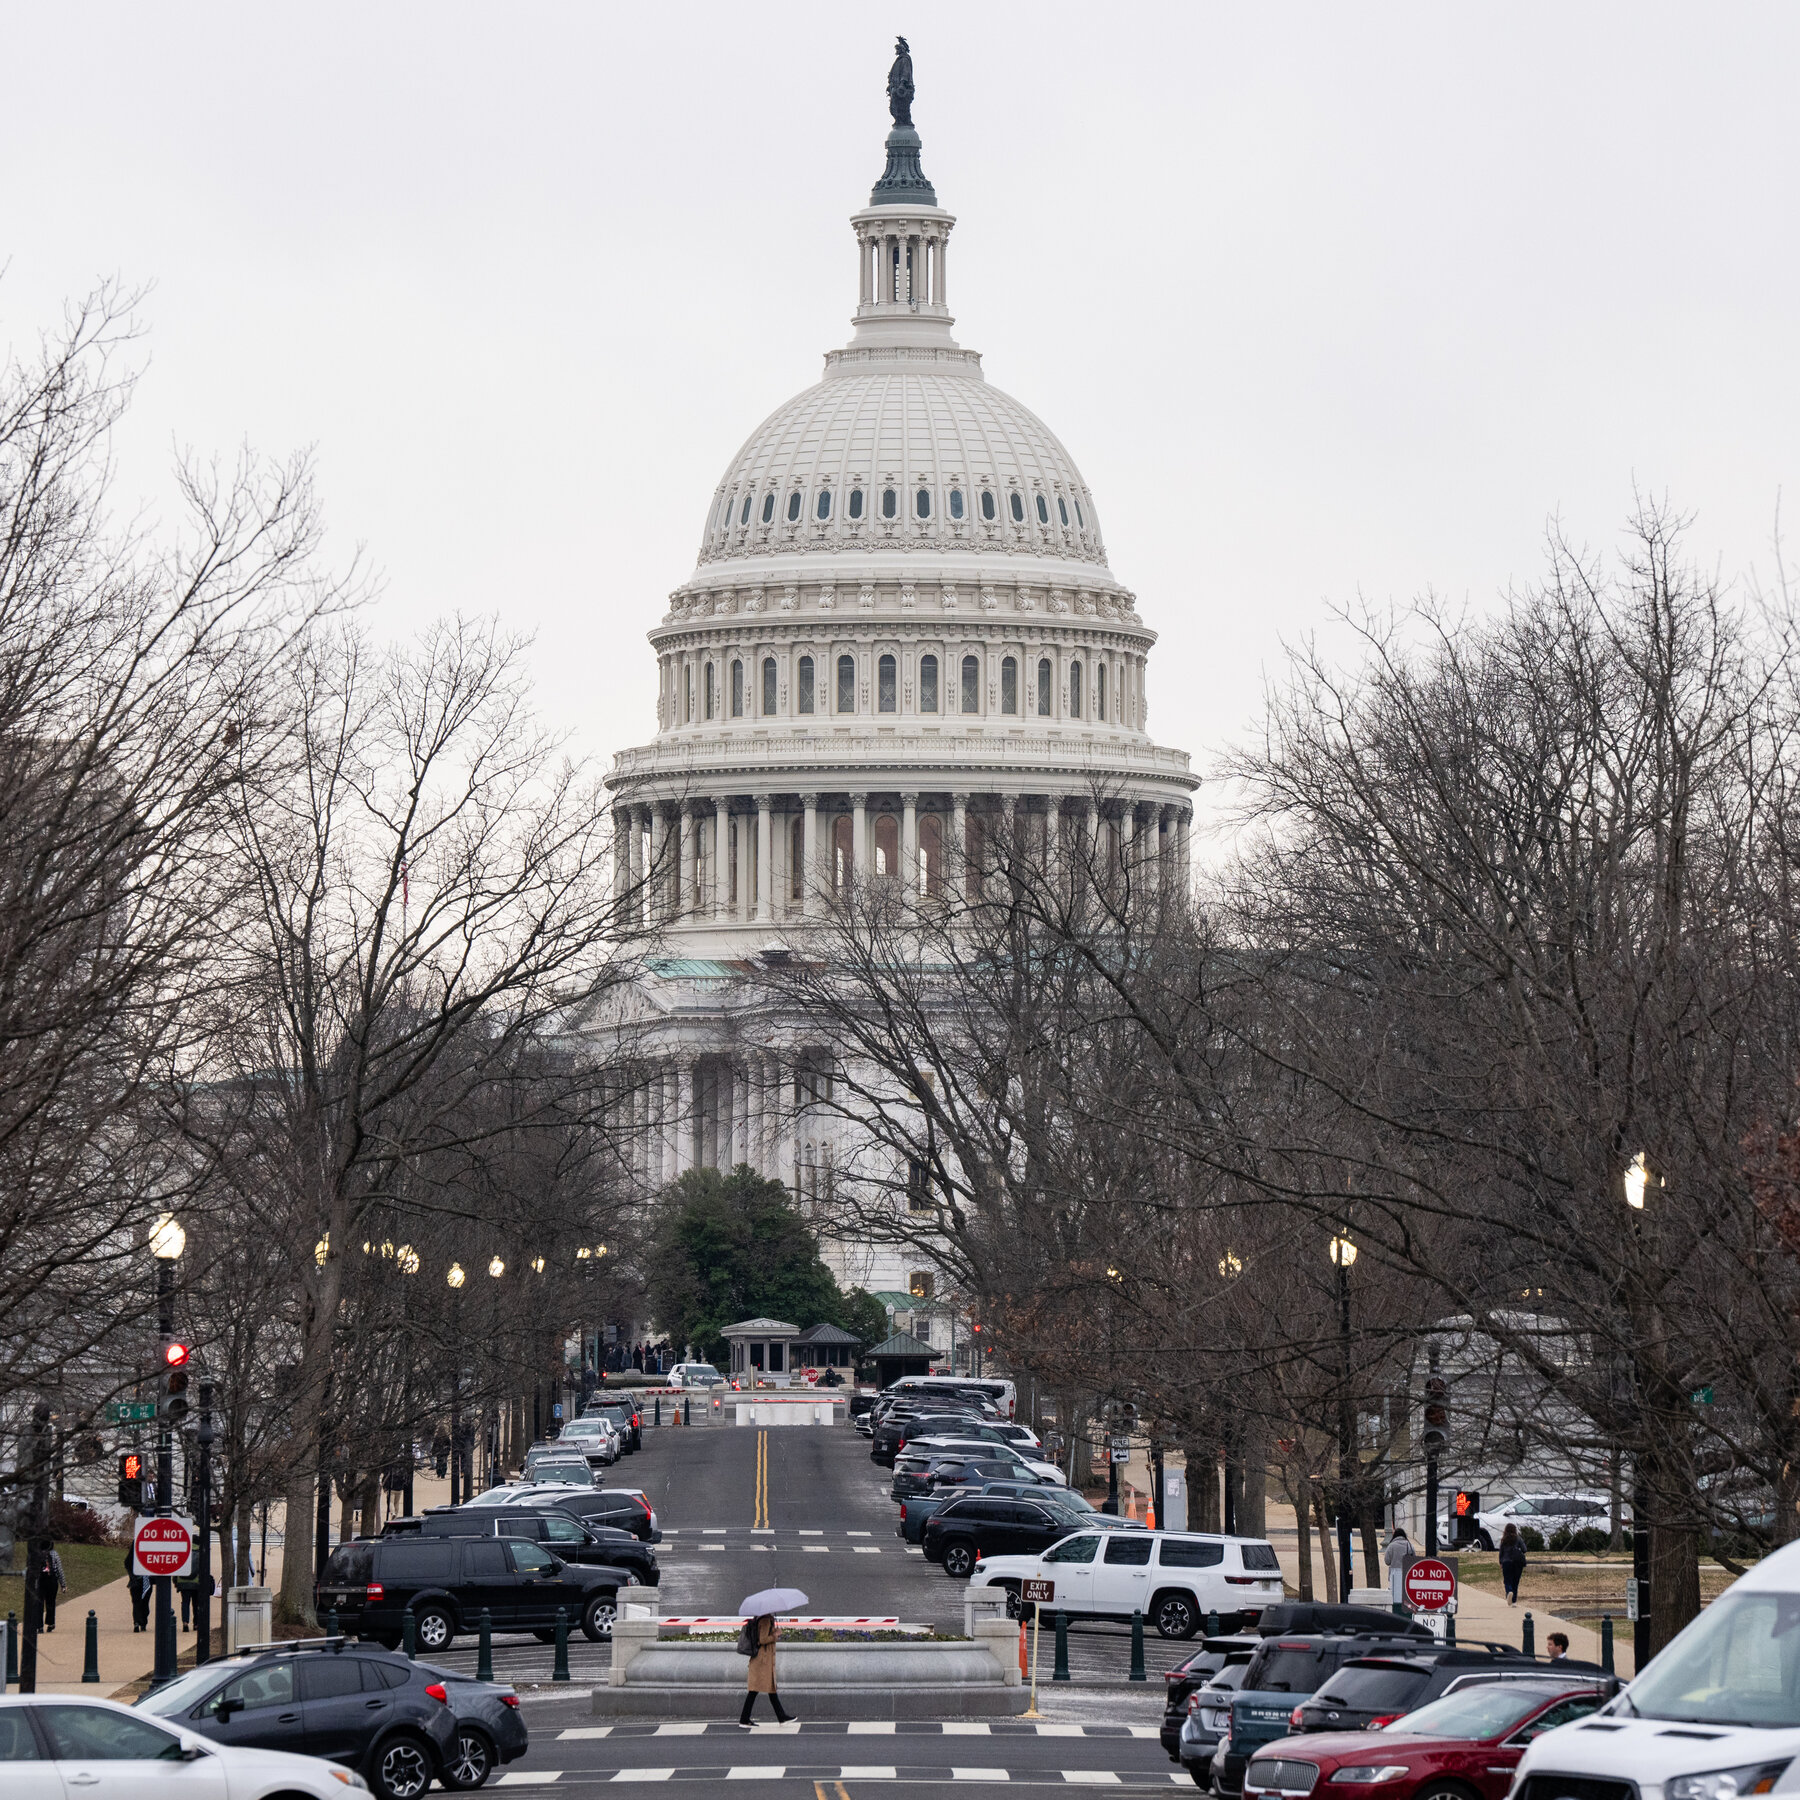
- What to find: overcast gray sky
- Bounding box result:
[5,3,1796,797]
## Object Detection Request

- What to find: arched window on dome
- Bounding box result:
[1010,492,1025,523]
[1001,656,1018,715]
[761,493,775,524]
[874,812,898,878]
[981,489,996,521]
[950,488,964,520]
[704,662,716,720]
[797,656,815,714]
[916,488,931,520]
[836,654,855,714]
[961,654,980,714]
[882,488,897,520]
[1075,499,1086,529]
[1070,660,1084,719]
[1036,494,1050,525]
[684,663,693,723]
[730,660,743,717]
[1037,658,1052,716]
[1058,496,1069,526]
[919,654,939,714]
[848,487,864,520]
[919,812,943,897]
[741,495,752,526]
[762,657,777,716]
[1097,662,1107,721]
[878,654,896,713]
[832,814,853,892]
[816,489,831,521]
[787,491,802,523]
[790,816,805,901]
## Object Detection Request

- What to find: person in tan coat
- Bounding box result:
[739,1614,794,1725]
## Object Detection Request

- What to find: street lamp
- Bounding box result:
[446,1263,466,1288]
[1624,1151,1653,1210]
[1218,1251,1243,1279]
[1328,1229,1356,1606]
[149,1214,184,1686]
[150,1213,186,1262]
[488,1256,505,1278]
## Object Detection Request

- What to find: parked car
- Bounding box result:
[415,1663,529,1790]
[4,1691,383,1800]
[1291,1648,1613,1734]
[1177,1658,1255,1787]
[1160,1635,1260,1758]
[1244,1679,1612,1799]
[388,1507,660,1586]
[669,1362,724,1389]
[923,1492,1108,1578]
[871,1408,1004,1466]
[519,1445,598,1487]
[898,1480,1124,1545]
[968,1529,1287,1637]
[314,1533,632,1652]
[879,1373,1018,1418]
[891,1452,1038,1501]
[901,1434,1066,1484]
[1456,1491,1615,1549]
[533,1485,663,1544]
[581,1396,642,1453]
[133,1638,461,1800]
[554,1415,620,1468]
[1514,1535,1800,1796]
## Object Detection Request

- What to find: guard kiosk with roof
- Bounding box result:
[721,1316,801,1387]
[868,1330,943,1387]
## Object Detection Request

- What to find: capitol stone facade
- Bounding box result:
[603,77,1197,1321]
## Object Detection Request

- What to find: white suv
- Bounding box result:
[968,1528,1285,1639]
[669,1363,723,1389]
[1513,1536,1800,1796]
[1458,1492,1615,1549]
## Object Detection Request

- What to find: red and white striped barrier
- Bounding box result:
[658,1616,904,1629]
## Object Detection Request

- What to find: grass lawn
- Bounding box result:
[0,1541,128,1611]
[1456,1546,1740,1623]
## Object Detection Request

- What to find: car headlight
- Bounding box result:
[1331,1770,1409,1786]
[1667,1765,1792,1800]
[328,1772,369,1789]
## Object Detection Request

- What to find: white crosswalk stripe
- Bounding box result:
[847,1721,895,1734]
[953,1771,1010,1783]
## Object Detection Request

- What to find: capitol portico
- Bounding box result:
[603,45,1197,1311]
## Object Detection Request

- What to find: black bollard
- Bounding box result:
[1446,1608,1456,1646]
[1522,1611,1535,1657]
[684,1396,691,1427]
[1206,1609,1220,1637]
[654,1397,661,1428]
[7,1612,17,1685]
[1600,1613,1614,1674]
[478,1609,493,1683]
[1052,1609,1070,1681]
[82,1610,100,1683]
[553,1607,571,1682]
[402,1610,416,1660]
[1129,1609,1146,1682]
[326,1608,339,1640]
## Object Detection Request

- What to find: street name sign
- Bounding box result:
[1403,1556,1457,1612]
[1023,1578,1055,1605]
[133,1514,195,1580]
[105,1400,157,1425]
[1109,1437,1132,1464]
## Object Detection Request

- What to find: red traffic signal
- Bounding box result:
[120,1451,143,1481]
[163,1342,191,1368]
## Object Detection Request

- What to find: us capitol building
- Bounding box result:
[603,45,1196,1336]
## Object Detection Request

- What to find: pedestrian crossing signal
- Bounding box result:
[1451,1489,1480,1543]
[117,1450,145,1508]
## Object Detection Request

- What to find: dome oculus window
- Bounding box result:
[961,654,980,714]
[916,488,931,520]
[1057,497,1069,526]
[816,489,832,521]
[787,491,802,522]
[1036,494,1050,525]
[848,487,865,520]
[1037,658,1052,716]
[981,490,996,521]
[882,488,897,520]
[1001,656,1018,715]
[836,653,856,714]
[761,493,775,524]
[949,488,964,520]
[919,653,939,714]
[730,659,743,718]
[1009,492,1025,523]
[762,657,777,716]
[797,655,815,714]
[878,653,897,713]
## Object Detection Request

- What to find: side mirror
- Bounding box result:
[214,1698,244,1722]
[179,1734,212,1757]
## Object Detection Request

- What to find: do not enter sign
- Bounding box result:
[1403,1557,1457,1612]
[133,1515,195,1580]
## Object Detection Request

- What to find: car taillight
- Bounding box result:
[631,1413,640,1427]
[365,1584,384,1599]
[900,1504,907,1520]
[425,1683,449,1703]
[1289,1705,1304,1728]
[500,1693,520,1709]
[1186,1692,1205,1713]
[1368,1713,1402,1729]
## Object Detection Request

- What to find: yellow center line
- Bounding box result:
[752,1427,769,1528]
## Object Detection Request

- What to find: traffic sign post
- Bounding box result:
[1109,1438,1131,1465]
[1404,1556,1458,1614]
[1021,1580,1054,1719]
[104,1401,157,1426]
[133,1516,195,1582]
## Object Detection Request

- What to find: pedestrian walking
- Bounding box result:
[1498,1522,1527,1605]
[32,1542,66,1631]
[736,1586,805,1727]
[1383,1526,1415,1605]
[125,1547,151,1632]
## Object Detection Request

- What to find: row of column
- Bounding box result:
[627,1050,829,1192]
[859,229,946,309]
[614,793,1195,924]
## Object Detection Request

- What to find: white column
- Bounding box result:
[1003,794,1018,869]
[613,808,630,906]
[936,233,947,308]
[951,793,968,896]
[1048,799,1063,873]
[900,792,918,900]
[676,1063,695,1177]
[714,797,730,919]
[802,794,820,918]
[650,1067,668,1188]
[756,798,773,923]
[627,805,645,922]
[1086,799,1101,869]
[1121,801,1136,875]
[678,806,696,920]
[851,793,869,886]
[729,1062,747,1167]
[737,811,752,924]
[648,807,667,920]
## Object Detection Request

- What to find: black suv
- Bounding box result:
[582,1396,641,1452]
[529,1486,662,1542]
[317,1533,633,1653]
[871,1408,1001,1467]
[135,1638,463,1800]
[1293,1648,1616,1733]
[922,1492,1082,1577]
[389,1508,660,1586]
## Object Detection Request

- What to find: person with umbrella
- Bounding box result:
[737,1587,804,1726]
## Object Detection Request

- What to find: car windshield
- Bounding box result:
[1312,1665,1430,1710]
[1207,1663,1251,1692]
[1389,1685,1559,1739]
[137,1661,240,1715]
[1628,1588,1800,1726]
[1245,1647,1326,1693]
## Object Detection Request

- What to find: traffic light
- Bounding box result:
[1452,1489,1480,1544]
[117,1450,145,1508]
[164,1340,191,1422]
[1421,1375,1450,1452]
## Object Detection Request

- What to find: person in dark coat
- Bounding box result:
[31,1542,65,1631]
[739,1614,794,1725]
[125,1546,151,1631]
[1498,1522,1527,1605]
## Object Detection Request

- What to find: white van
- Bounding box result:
[1513,1536,1800,1796]
[669,1362,723,1389]
[967,1527,1285,1639]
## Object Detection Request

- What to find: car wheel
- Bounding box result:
[941,1542,977,1580]
[1152,1593,1198,1639]
[370,1732,436,1800]
[1410,1785,1482,1800]
[1000,1582,1024,1621]
[581,1593,618,1642]
[1187,1769,1209,1789]
[442,1726,496,1790]
[413,1606,455,1653]
[1478,1532,1495,1552]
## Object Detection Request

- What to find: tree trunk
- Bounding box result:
[1649,1522,1701,1657]
[1290,1464,1313,1600]
[358,1470,380,1541]
[1187,1447,1221,1530]
[1360,1502,1381,1588]
[1313,1490,1339,1603]
[1609,1446,1624,1552]
[1239,1418,1268,1538]
[277,1465,316,1625]
[235,1495,254,1587]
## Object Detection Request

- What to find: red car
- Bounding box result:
[1242,1677,1611,1799]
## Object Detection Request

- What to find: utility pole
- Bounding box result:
[1423,1342,1445,1556]
[154,1254,178,1684]
[195,1382,215,1664]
